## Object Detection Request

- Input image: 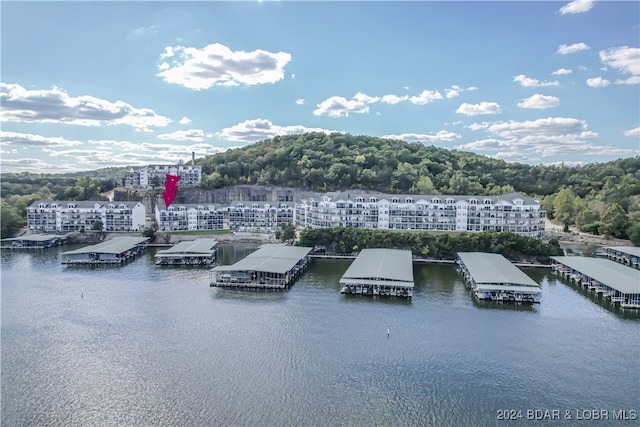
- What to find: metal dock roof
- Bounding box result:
[552,256,640,295]
[2,234,64,242]
[155,239,218,257]
[211,243,312,275]
[340,249,414,286]
[62,236,149,255]
[457,252,539,288]
[604,246,640,258]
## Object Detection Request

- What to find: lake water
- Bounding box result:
[2,244,639,426]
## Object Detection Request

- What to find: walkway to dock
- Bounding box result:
[339,248,414,298]
[210,243,312,289]
[551,256,640,309]
[456,252,542,303]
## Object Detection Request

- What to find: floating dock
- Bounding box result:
[1,234,66,249]
[551,256,640,309]
[339,248,414,298]
[155,239,218,265]
[456,252,542,303]
[61,236,149,265]
[209,243,312,289]
[603,246,640,270]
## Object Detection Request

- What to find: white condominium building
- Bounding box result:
[27,201,146,232]
[295,191,546,237]
[124,164,202,189]
[155,201,295,232]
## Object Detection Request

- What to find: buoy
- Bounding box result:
[387,328,390,336]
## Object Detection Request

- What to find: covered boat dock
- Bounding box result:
[551,256,640,309]
[339,248,414,298]
[456,252,542,303]
[603,246,640,270]
[155,239,218,265]
[62,236,149,265]
[1,234,66,249]
[209,243,312,289]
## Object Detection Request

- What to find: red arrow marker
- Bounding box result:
[163,191,177,208]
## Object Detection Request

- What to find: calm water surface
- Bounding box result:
[2,244,639,426]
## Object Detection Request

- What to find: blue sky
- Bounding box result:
[1,0,639,173]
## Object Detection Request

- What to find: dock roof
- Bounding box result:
[340,249,414,286]
[155,239,218,257]
[457,252,539,288]
[604,246,640,258]
[62,236,149,255]
[212,243,312,275]
[2,234,64,242]
[552,256,640,295]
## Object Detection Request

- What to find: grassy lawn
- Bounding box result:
[165,229,232,236]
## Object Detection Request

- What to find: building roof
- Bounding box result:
[551,256,640,295]
[312,191,540,205]
[155,239,218,257]
[457,252,540,288]
[604,246,640,258]
[340,248,414,287]
[62,236,149,255]
[28,200,142,209]
[2,234,64,242]
[211,243,312,275]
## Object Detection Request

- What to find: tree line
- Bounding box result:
[298,227,563,263]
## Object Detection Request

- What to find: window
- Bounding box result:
[391,197,399,203]
[405,197,413,203]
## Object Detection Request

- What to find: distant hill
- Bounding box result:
[196,132,639,198]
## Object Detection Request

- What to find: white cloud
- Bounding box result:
[157,43,292,90]
[353,92,381,104]
[382,131,461,144]
[179,116,192,125]
[517,94,560,109]
[409,90,443,105]
[615,76,640,85]
[0,131,84,147]
[217,118,341,143]
[291,74,296,80]
[402,86,410,90]
[599,46,640,84]
[559,0,596,15]
[157,129,212,142]
[313,96,369,117]
[586,77,610,88]
[0,83,171,130]
[0,157,81,173]
[513,75,560,87]
[467,122,491,131]
[557,42,590,55]
[295,98,305,105]
[381,94,408,105]
[552,68,573,75]
[455,117,634,162]
[456,102,502,116]
[625,127,640,137]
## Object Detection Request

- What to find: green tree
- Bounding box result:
[92,220,104,231]
[575,208,600,233]
[599,203,629,238]
[1,202,25,238]
[553,188,577,225]
[275,223,296,241]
